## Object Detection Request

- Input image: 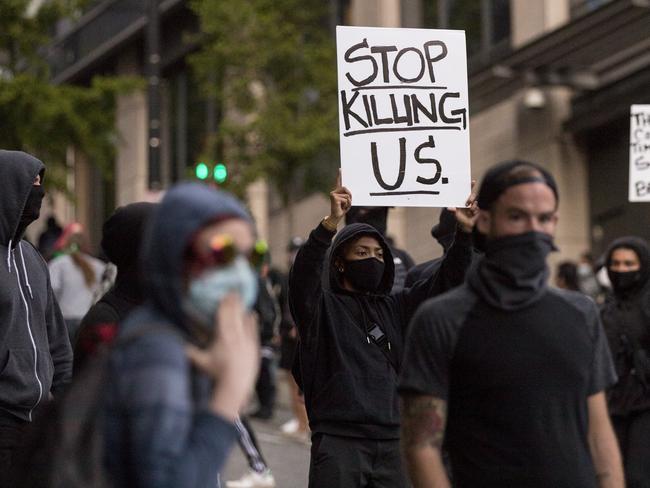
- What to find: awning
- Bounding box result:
[469,0,650,115]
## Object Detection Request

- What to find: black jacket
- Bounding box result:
[289,222,472,439]
[0,151,72,421]
[601,237,650,416]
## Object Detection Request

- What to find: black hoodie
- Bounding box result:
[0,150,72,422]
[289,221,472,439]
[601,236,650,415]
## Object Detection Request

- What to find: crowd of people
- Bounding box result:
[0,148,649,487]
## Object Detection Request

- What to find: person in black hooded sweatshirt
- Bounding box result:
[601,236,650,487]
[74,202,157,372]
[289,172,476,488]
[399,160,623,488]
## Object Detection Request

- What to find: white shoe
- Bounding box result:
[226,469,276,488]
[280,418,299,434]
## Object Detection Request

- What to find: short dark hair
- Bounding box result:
[477,160,559,211]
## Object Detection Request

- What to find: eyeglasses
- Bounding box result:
[197,234,268,270]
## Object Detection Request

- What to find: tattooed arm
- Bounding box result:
[401,394,450,488]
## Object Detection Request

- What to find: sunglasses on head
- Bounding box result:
[200,234,268,270]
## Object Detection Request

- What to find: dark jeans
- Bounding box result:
[0,414,29,487]
[255,351,276,415]
[612,410,650,488]
[308,433,408,488]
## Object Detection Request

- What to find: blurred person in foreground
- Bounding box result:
[290,171,476,488]
[103,183,260,487]
[0,150,72,483]
[399,160,623,488]
[601,236,650,486]
[74,202,157,373]
[556,260,581,291]
[48,222,105,343]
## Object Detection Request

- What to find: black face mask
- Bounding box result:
[485,231,556,274]
[472,227,487,254]
[608,270,642,295]
[342,258,385,292]
[14,185,45,241]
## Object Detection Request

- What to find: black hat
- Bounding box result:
[102,202,157,269]
[477,160,559,210]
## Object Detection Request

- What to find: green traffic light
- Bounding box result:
[195,162,209,180]
[214,163,228,183]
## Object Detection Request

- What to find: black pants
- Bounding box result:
[308,433,408,488]
[612,410,650,488]
[0,414,29,487]
[255,351,276,415]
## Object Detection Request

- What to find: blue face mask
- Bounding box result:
[186,256,258,327]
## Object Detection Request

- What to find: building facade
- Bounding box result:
[48,0,650,267]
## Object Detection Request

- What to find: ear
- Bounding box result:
[476,209,491,235]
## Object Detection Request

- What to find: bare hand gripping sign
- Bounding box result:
[336,26,471,207]
[629,105,650,202]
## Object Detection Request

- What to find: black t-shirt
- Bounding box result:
[399,285,617,488]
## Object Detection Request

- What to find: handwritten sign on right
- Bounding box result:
[629,105,650,202]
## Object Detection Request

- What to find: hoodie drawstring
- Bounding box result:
[7,239,13,273]
[18,243,34,299]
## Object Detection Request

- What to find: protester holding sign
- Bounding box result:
[288,171,476,488]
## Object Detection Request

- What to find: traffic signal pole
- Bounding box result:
[147,0,162,189]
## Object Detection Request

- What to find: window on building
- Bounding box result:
[570,0,613,18]
[422,0,511,57]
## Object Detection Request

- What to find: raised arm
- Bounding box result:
[401,182,478,320]
[401,394,450,488]
[289,171,351,334]
[587,392,624,488]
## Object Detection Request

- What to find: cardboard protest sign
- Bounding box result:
[629,105,650,202]
[336,26,471,207]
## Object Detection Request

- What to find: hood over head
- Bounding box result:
[431,208,456,252]
[605,236,650,295]
[327,223,394,295]
[102,202,157,270]
[0,150,45,246]
[141,182,252,330]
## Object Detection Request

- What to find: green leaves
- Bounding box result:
[0,0,140,192]
[189,0,339,202]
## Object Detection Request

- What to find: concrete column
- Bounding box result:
[247,179,270,241]
[115,48,148,206]
[511,0,569,47]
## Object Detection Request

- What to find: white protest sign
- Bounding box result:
[336,26,471,207]
[629,105,650,202]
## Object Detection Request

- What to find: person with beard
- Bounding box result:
[0,151,72,482]
[289,172,476,488]
[601,236,650,487]
[73,202,157,373]
[399,160,624,488]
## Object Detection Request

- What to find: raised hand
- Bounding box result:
[186,293,260,421]
[324,169,352,230]
[448,180,479,233]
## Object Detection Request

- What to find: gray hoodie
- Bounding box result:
[0,150,72,422]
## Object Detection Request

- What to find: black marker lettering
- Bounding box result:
[415,135,442,185]
[340,90,368,131]
[393,47,426,83]
[424,41,448,83]
[344,39,378,87]
[371,45,398,83]
[371,138,407,190]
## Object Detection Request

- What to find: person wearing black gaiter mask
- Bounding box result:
[400,160,624,488]
[0,150,72,484]
[601,236,650,487]
[289,171,476,488]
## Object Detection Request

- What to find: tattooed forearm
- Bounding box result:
[401,395,447,450]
